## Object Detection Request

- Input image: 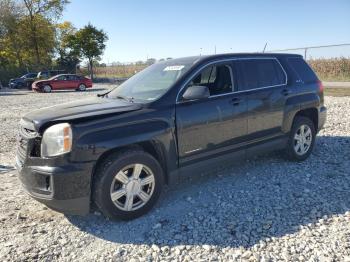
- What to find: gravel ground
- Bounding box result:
[0,86,350,261]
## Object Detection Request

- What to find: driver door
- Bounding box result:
[175,62,247,167]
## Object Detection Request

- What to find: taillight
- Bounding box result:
[318,81,324,93]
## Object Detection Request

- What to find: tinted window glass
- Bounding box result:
[55,75,67,80]
[288,57,318,83]
[237,59,286,91]
[67,75,78,80]
[188,64,233,96]
[237,60,259,90]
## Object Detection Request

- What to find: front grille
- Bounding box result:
[30,138,41,157]
[17,136,28,167]
[16,120,39,166]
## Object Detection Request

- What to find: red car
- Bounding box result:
[32,74,93,92]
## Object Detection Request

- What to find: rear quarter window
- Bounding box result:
[287,57,318,83]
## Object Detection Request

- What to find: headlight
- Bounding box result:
[41,123,72,157]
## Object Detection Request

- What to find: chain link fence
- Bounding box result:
[90,44,350,83]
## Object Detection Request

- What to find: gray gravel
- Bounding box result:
[0,86,350,261]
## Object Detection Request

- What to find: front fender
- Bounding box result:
[70,110,178,177]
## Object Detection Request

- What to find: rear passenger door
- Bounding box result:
[235,58,288,141]
[66,75,79,89]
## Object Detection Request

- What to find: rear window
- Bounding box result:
[287,57,318,83]
[237,59,286,91]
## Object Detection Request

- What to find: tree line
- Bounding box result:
[0,0,108,84]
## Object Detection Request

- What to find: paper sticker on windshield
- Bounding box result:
[163,65,185,71]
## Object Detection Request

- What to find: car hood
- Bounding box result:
[33,80,49,85]
[23,97,142,131]
[10,78,24,83]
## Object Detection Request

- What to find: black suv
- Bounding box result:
[37,70,66,80]
[9,73,37,89]
[16,53,326,220]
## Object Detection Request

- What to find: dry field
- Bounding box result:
[89,58,350,82]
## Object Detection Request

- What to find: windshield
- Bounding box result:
[22,73,35,78]
[108,61,193,102]
[49,74,62,80]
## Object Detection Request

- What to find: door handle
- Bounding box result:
[281,89,291,96]
[230,97,242,106]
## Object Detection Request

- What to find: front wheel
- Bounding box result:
[285,116,316,161]
[77,83,86,91]
[43,85,52,93]
[93,149,164,220]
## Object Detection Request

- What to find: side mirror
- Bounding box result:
[182,85,210,101]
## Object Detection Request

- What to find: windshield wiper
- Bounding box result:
[97,91,110,98]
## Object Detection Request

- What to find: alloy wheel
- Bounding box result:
[110,164,155,211]
[293,124,312,156]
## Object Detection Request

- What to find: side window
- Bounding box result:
[67,75,77,80]
[257,60,286,86]
[187,64,233,96]
[237,60,259,91]
[27,73,36,78]
[237,59,286,91]
[56,75,67,81]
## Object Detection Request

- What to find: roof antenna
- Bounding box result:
[262,42,268,53]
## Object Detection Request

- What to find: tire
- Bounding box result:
[93,149,164,220]
[27,81,33,90]
[285,116,316,161]
[78,83,86,91]
[43,84,52,93]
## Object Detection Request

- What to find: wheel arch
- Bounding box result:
[294,108,318,132]
[283,91,320,133]
[283,106,319,134]
[91,140,170,185]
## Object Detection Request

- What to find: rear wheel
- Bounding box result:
[78,83,86,91]
[93,149,164,220]
[43,85,52,93]
[285,116,315,161]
